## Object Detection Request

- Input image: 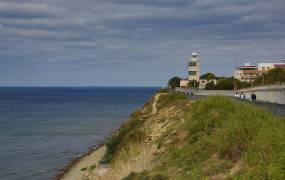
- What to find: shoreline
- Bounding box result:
[54,141,106,180]
[53,92,158,179]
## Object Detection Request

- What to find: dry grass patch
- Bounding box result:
[102,143,157,180]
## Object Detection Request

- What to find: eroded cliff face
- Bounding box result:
[88,93,285,180]
[97,93,190,180]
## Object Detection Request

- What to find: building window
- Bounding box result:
[189,62,197,66]
[189,71,196,75]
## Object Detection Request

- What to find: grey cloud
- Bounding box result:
[0,2,64,19]
[0,0,284,86]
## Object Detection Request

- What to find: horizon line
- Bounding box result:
[0,85,163,88]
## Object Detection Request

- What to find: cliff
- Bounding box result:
[86,93,285,179]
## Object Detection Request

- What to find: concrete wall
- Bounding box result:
[193,90,233,96]
[176,84,285,105]
[175,88,234,96]
[238,84,285,105]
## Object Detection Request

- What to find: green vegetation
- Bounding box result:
[167,76,181,89]
[200,72,216,80]
[156,92,187,110]
[81,167,88,171]
[187,80,199,89]
[99,93,285,179]
[89,164,96,170]
[254,68,285,86]
[81,164,96,172]
[151,96,285,179]
[156,88,169,93]
[205,76,251,90]
[100,100,153,164]
[122,171,168,180]
[199,73,252,90]
[203,68,285,90]
[236,79,252,89]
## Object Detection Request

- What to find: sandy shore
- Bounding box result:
[57,145,106,180]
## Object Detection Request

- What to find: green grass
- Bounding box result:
[100,93,285,179]
[156,88,169,93]
[156,92,187,110]
[154,96,285,179]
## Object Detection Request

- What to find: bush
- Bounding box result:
[81,167,88,171]
[89,164,96,170]
[123,171,168,180]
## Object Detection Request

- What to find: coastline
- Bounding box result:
[54,92,159,180]
[54,142,106,180]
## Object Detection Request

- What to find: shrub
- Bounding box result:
[81,167,88,171]
[122,171,168,180]
[89,164,96,170]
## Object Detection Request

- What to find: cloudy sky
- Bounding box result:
[0,0,284,86]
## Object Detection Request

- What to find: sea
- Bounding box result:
[0,87,158,180]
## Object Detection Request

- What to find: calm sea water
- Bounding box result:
[0,87,158,180]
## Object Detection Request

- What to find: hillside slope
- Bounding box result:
[89,93,285,179]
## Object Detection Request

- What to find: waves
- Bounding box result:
[0,87,158,180]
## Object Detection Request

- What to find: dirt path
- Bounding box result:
[61,145,106,180]
[152,93,167,115]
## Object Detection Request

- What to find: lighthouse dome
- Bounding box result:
[192,52,198,57]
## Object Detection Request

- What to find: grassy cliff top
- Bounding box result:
[99,93,285,179]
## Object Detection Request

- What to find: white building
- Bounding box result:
[257,63,276,73]
[188,52,200,82]
[234,63,258,82]
[234,62,285,82]
[179,79,189,88]
[257,63,285,74]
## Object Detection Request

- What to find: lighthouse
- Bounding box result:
[188,52,200,82]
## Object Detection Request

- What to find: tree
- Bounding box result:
[167,76,181,89]
[188,80,199,89]
[236,81,251,89]
[254,68,285,86]
[215,77,235,90]
[205,81,216,90]
[200,73,216,80]
[266,68,285,84]
[204,77,251,90]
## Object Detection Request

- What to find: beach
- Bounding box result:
[58,145,106,180]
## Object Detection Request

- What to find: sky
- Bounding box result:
[0,0,285,86]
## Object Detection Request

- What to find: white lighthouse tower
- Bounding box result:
[188,52,200,82]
